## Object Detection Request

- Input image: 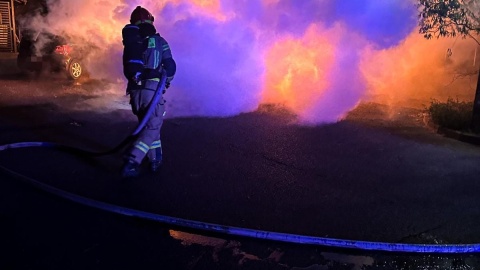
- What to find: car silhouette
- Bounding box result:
[17,30,86,80]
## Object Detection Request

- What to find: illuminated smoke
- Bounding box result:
[18,0,479,124]
[361,34,479,111]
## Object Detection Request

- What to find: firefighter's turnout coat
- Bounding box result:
[122,22,176,165]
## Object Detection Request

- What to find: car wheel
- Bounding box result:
[67,59,83,80]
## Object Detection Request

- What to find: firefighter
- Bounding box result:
[121,6,177,178]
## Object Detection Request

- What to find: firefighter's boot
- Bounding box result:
[150,147,163,172]
[121,160,140,178]
[150,159,162,172]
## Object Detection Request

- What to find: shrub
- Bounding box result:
[427,98,473,131]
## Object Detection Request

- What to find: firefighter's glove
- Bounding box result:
[133,72,142,84]
[165,76,174,89]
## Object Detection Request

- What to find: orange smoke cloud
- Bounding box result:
[361,31,479,109]
[191,0,220,11]
[262,24,336,117]
[190,0,227,21]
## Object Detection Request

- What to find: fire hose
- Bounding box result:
[1,72,480,253]
[0,71,167,157]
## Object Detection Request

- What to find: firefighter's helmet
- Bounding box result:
[130,6,154,25]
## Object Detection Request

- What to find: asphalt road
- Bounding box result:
[2,70,480,269]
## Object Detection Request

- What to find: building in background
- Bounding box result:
[0,0,19,53]
[0,0,28,54]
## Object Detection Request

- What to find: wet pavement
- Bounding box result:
[2,68,480,269]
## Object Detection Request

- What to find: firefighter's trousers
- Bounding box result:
[125,83,165,165]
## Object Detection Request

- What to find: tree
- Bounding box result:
[418,0,480,132]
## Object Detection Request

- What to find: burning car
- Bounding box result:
[16,30,86,80]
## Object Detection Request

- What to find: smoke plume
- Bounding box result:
[18,0,480,124]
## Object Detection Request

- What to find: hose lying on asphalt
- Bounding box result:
[1,71,480,253]
[1,163,480,254]
[0,70,167,157]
